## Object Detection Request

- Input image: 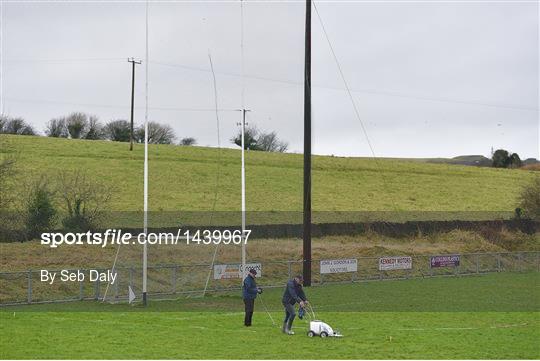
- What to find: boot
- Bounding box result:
[282,321,288,333]
[286,319,295,335]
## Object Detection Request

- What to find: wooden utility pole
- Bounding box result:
[303,0,312,286]
[128,58,141,151]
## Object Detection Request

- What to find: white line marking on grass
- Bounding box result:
[490,323,529,329]
[170,312,242,321]
[395,327,478,331]
[189,326,207,330]
[395,323,536,332]
[435,327,477,330]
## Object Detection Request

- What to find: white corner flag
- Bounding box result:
[128,286,136,304]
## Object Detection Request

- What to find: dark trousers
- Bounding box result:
[244,298,255,326]
[283,302,296,329]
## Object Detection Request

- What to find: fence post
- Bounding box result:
[79,277,84,300]
[94,277,100,301]
[172,266,178,294]
[497,253,501,272]
[475,254,479,274]
[287,261,292,279]
[129,267,134,288]
[27,270,32,304]
[114,270,119,299]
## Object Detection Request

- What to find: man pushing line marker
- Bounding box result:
[242,268,262,326]
[282,275,309,335]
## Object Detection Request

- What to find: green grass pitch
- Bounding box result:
[1,272,539,359]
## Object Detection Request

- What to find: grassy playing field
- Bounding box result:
[1,273,538,359]
[1,134,535,216]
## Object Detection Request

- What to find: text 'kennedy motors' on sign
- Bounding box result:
[320,259,358,274]
[378,256,412,271]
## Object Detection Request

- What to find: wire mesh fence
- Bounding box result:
[0,251,538,305]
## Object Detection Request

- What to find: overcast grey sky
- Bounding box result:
[1,0,538,158]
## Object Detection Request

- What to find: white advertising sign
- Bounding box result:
[379,256,412,271]
[213,263,262,280]
[320,259,357,274]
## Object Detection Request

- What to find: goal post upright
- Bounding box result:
[240,0,247,284]
[241,109,246,283]
[142,0,149,306]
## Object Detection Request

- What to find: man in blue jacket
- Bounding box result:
[242,268,260,326]
[282,274,308,335]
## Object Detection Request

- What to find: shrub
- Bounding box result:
[518,177,540,220]
[0,140,19,241]
[180,137,196,146]
[509,153,522,168]
[24,178,57,240]
[492,149,522,168]
[0,148,16,209]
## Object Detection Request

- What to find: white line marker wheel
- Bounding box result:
[307,331,315,337]
[320,331,328,338]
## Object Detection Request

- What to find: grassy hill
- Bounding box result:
[0,135,536,221]
[425,155,492,167]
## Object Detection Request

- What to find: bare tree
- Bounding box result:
[104,120,131,142]
[0,115,36,135]
[57,170,112,231]
[180,137,197,146]
[45,118,68,138]
[65,112,88,139]
[257,131,288,152]
[231,126,260,150]
[84,115,104,140]
[231,126,288,152]
[135,121,176,144]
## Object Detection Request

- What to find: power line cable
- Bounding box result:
[313,1,400,216]
[3,97,238,112]
[150,60,537,112]
[4,57,536,111]
[3,57,125,64]
[202,51,223,297]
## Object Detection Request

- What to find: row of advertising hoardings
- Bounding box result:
[319,255,461,274]
[321,255,462,274]
[0,252,535,305]
[211,255,462,280]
